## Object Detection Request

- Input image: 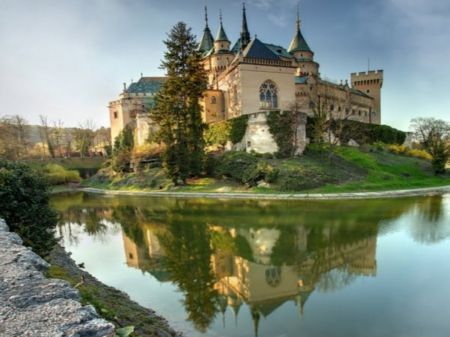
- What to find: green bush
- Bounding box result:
[204,121,231,147]
[42,164,81,185]
[277,167,332,191]
[0,161,58,257]
[216,152,277,186]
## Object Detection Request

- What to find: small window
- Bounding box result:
[366,89,370,94]
[358,111,362,116]
[113,111,118,119]
[247,141,251,147]
[129,253,133,259]
[211,96,217,104]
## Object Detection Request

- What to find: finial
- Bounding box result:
[296,1,301,30]
[243,2,246,12]
[140,72,143,78]
[204,5,209,27]
[219,9,223,25]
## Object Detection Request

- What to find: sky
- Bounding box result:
[0,0,449,130]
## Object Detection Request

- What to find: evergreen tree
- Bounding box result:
[151,22,207,184]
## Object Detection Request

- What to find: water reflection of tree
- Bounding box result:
[412,196,450,244]
[158,220,220,332]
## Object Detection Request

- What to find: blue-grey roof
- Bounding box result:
[231,38,242,53]
[127,77,166,94]
[243,38,280,60]
[288,28,312,53]
[295,76,308,84]
[265,43,294,59]
[215,22,229,42]
[199,27,214,53]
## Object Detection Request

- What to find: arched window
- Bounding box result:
[259,80,278,109]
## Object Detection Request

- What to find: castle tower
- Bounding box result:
[288,6,313,60]
[214,11,231,53]
[289,6,319,77]
[240,3,251,50]
[351,70,383,124]
[198,6,214,54]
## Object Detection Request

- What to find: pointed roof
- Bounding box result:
[215,11,230,42]
[288,7,312,53]
[243,38,280,60]
[240,3,251,50]
[199,6,214,53]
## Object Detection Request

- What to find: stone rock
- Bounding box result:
[348,139,359,147]
[0,219,115,337]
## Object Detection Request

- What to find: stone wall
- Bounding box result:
[0,219,115,337]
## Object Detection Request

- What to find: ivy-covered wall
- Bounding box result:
[306,117,406,145]
[204,115,249,147]
[267,111,298,158]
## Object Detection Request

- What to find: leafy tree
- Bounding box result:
[410,118,450,174]
[0,161,58,257]
[151,22,208,184]
[112,125,134,172]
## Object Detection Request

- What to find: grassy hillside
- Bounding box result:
[83,146,449,193]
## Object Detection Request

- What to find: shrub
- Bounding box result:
[387,144,432,160]
[216,152,257,183]
[0,161,58,257]
[216,152,277,186]
[42,164,81,185]
[277,167,332,191]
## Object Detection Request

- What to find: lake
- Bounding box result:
[51,192,450,337]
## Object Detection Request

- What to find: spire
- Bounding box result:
[288,3,312,54]
[240,2,251,50]
[215,10,230,42]
[198,6,214,53]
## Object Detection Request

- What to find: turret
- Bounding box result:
[288,6,314,60]
[214,11,231,52]
[198,6,214,54]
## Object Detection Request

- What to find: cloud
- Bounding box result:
[246,0,299,27]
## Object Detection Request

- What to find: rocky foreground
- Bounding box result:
[0,219,115,337]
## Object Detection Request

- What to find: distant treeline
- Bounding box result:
[0,114,111,160]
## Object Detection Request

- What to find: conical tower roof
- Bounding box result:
[215,11,230,42]
[240,3,251,50]
[199,6,214,53]
[288,8,312,53]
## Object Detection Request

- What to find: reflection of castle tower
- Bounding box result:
[121,224,169,280]
[211,225,378,323]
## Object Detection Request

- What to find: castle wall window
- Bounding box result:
[113,111,118,119]
[260,80,278,109]
[211,96,217,104]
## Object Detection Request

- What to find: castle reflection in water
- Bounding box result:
[122,220,377,327]
[54,193,448,335]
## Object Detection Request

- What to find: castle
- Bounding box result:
[109,5,383,154]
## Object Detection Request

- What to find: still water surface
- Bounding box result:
[51,193,450,337]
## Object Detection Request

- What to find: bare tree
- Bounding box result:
[73,120,96,158]
[0,114,30,159]
[410,118,450,174]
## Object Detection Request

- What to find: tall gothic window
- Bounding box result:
[259,80,278,109]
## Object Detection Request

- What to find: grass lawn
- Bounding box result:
[82,147,450,194]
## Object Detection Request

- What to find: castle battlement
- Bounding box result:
[351,69,383,77]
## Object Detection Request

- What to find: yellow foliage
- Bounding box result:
[132,143,164,159]
[387,144,431,160]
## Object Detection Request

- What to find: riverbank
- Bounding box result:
[0,220,114,337]
[48,244,181,337]
[84,147,449,196]
[74,185,450,200]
